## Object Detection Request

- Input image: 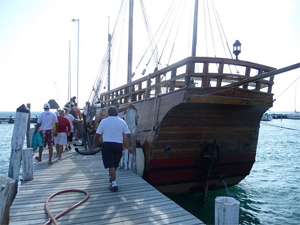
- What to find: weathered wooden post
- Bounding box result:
[0,176,15,225]
[8,104,30,201]
[26,103,31,148]
[215,196,240,225]
[22,148,34,181]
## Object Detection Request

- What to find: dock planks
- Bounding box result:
[9,148,204,224]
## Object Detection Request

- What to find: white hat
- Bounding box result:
[44,103,50,109]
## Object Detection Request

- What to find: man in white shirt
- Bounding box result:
[82,101,90,118]
[34,103,58,165]
[92,106,133,192]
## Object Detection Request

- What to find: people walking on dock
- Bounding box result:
[34,103,58,165]
[92,106,133,192]
[54,109,71,159]
[70,103,82,140]
[82,101,90,120]
[64,107,80,150]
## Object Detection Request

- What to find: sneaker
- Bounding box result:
[35,156,42,162]
[68,145,71,150]
[48,161,52,165]
[109,185,118,192]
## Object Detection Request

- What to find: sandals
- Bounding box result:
[35,156,42,162]
[35,156,52,165]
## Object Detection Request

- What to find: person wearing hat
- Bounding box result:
[34,103,58,165]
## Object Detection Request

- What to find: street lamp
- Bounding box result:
[72,18,79,105]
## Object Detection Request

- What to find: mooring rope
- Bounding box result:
[261,121,300,132]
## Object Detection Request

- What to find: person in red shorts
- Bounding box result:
[34,103,58,165]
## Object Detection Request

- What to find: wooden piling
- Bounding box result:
[26,103,31,148]
[7,104,30,201]
[21,148,34,181]
[0,176,15,225]
[215,196,240,225]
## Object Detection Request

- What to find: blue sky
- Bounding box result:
[0,0,299,112]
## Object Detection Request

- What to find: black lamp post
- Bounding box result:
[233,40,241,60]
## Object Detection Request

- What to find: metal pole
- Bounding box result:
[72,18,80,105]
[76,19,80,105]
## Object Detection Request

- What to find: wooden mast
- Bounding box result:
[191,0,199,57]
[68,40,71,101]
[108,17,112,91]
[127,0,134,84]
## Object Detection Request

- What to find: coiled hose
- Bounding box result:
[44,189,89,225]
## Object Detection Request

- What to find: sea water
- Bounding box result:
[0,111,39,176]
[167,118,300,225]
[0,111,299,224]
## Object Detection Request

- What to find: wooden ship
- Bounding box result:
[82,0,300,200]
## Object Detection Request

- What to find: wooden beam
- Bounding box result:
[225,63,300,89]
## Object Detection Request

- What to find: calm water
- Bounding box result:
[1,111,299,224]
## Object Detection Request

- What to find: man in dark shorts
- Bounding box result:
[92,106,133,192]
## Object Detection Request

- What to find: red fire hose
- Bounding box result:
[44,189,89,225]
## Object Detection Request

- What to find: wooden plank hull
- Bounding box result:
[97,57,278,194]
[132,87,272,193]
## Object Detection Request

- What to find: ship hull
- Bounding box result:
[133,87,272,193]
[98,56,276,194]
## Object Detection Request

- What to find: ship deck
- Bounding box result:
[9,145,203,224]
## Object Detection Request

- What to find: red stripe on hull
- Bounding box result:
[144,154,255,192]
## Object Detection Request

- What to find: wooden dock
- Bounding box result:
[9,148,204,224]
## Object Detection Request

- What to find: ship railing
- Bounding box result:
[99,57,275,105]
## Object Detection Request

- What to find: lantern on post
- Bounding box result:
[233,40,241,60]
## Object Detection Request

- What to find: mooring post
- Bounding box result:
[7,104,30,201]
[215,196,240,225]
[26,103,31,148]
[22,148,34,181]
[0,176,15,225]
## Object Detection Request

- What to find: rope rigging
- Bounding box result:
[158,1,185,69]
[273,75,300,102]
[133,0,178,76]
[167,1,186,66]
[89,0,127,103]
[206,0,217,57]
[89,0,247,105]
